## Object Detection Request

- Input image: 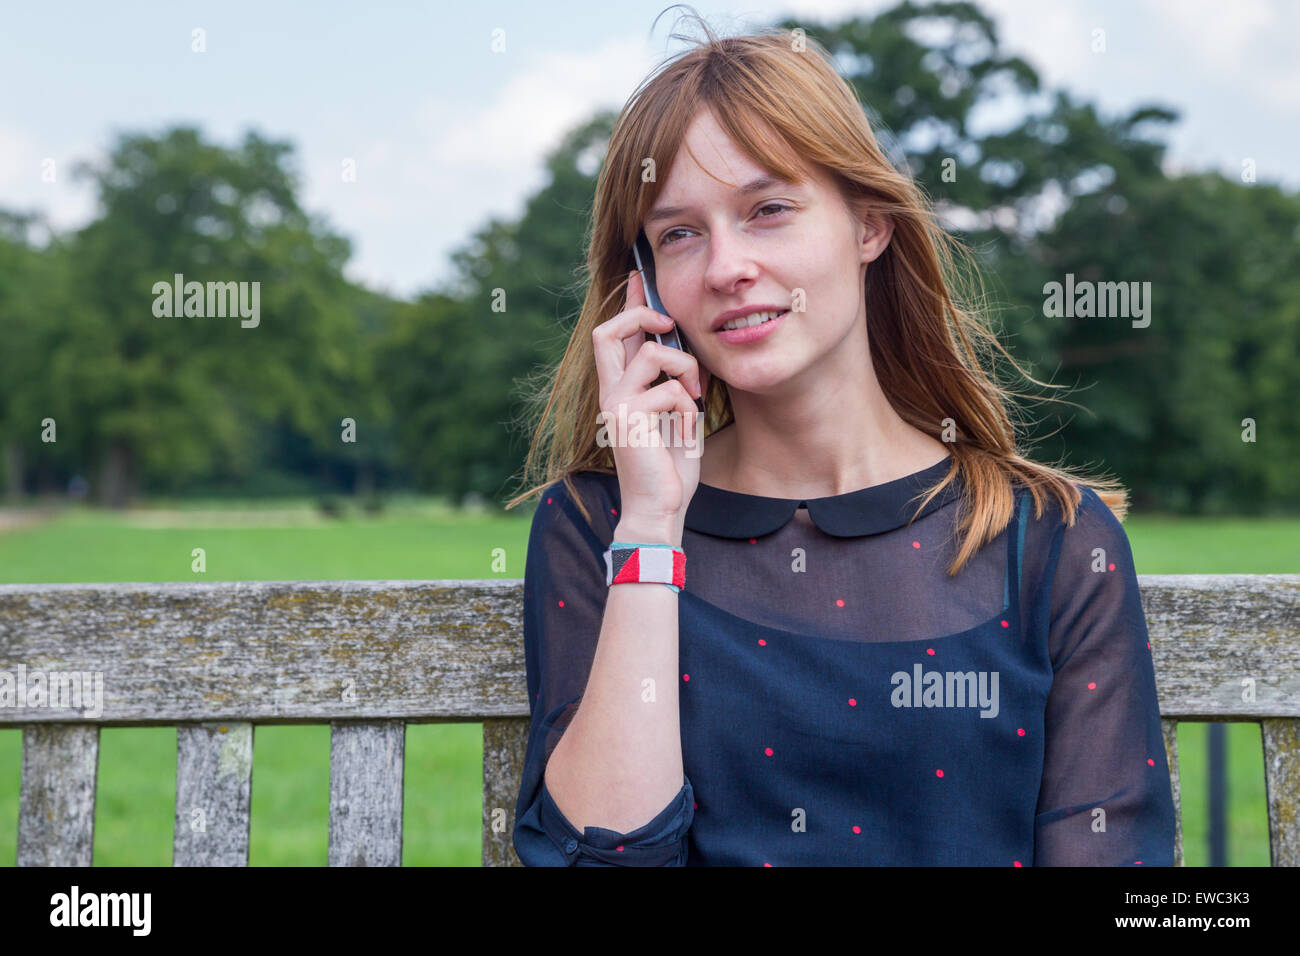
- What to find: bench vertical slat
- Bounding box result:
[18,724,99,866]
[1160,719,1183,867]
[1261,717,1300,867]
[482,717,530,867]
[173,722,254,866]
[328,720,405,866]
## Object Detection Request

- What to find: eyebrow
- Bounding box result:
[645,174,797,225]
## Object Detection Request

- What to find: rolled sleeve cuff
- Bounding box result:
[516,775,695,866]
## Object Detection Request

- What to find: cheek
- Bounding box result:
[664,271,701,321]
[797,258,860,321]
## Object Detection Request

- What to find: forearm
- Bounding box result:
[542,516,685,834]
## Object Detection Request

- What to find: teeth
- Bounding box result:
[721,309,785,331]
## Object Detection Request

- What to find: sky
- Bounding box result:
[1,0,1296,302]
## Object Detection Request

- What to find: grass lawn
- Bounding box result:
[0,498,1295,865]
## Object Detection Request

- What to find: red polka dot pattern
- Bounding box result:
[519,476,1173,866]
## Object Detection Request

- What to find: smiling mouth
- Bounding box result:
[718,309,788,332]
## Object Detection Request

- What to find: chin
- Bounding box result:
[715,364,802,396]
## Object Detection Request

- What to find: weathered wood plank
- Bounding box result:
[0,580,527,723]
[482,717,530,867]
[1160,718,1183,867]
[1139,575,1300,720]
[328,720,404,866]
[0,576,1295,723]
[173,722,254,866]
[17,724,99,866]
[1261,718,1299,867]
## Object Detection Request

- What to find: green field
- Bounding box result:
[1,499,1296,865]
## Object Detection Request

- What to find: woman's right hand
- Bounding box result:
[591,270,705,544]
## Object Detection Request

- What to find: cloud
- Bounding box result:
[0,123,99,236]
[1156,0,1299,108]
[317,36,658,298]
[423,37,650,175]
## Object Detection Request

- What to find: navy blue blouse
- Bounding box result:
[512,454,1176,865]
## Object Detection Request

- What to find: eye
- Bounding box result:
[658,203,792,247]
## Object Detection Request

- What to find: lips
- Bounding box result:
[718,308,787,332]
[715,309,788,344]
[711,304,791,332]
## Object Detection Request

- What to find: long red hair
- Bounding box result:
[507,20,1126,576]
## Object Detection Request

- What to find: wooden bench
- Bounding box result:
[1,575,1297,866]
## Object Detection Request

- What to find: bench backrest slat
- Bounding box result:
[173,721,253,866]
[17,724,99,866]
[1261,718,1300,867]
[328,720,405,866]
[1160,718,1184,868]
[483,717,531,867]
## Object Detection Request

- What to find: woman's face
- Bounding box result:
[642,108,893,396]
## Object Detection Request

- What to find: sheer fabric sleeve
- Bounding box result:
[511,474,694,866]
[1033,485,1177,866]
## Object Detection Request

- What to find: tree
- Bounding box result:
[57,127,366,505]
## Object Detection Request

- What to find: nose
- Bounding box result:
[703,225,760,295]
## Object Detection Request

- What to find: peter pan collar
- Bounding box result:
[684,454,961,539]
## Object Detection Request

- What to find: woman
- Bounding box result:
[505,22,1176,866]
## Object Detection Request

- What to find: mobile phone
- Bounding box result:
[633,228,706,413]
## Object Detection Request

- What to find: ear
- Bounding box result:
[859,211,894,265]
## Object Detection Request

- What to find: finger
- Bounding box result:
[627,376,698,419]
[593,277,672,386]
[620,340,703,396]
[629,379,704,446]
[625,269,646,311]
[592,312,658,393]
[620,272,666,366]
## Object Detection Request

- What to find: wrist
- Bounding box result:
[604,539,686,592]
[614,515,683,548]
